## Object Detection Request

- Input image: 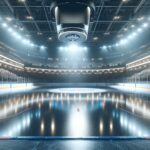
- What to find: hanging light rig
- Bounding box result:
[50,0,95,43]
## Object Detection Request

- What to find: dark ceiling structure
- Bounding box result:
[0,0,150,68]
[0,0,149,44]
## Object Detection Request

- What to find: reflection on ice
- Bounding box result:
[40,121,45,134]
[99,119,103,134]
[51,119,55,135]
[0,88,150,137]
[68,107,89,137]
[119,112,149,137]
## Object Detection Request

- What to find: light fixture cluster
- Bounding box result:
[100,16,150,50]
[0,16,46,50]
[59,43,88,52]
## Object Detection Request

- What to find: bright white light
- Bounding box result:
[40,45,46,50]
[49,88,106,94]
[68,107,89,137]
[2,23,7,28]
[128,32,137,39]
[16,34,22,39]
[51,119,55,135]
[12,32,21,39]
[8,27,13,33]
[127,35,133,39]
[41,121,45,132]
[120,39,127,45]
[83,47,87,51]
[18,0,26,2]
[102,45,107,49]
[99,120,104,134]
[59,45,87,52]
[137,28,142,32]
[12,31,17,36]
[113,16,120,20]
[137,16,144,21]
[64,47,68,51]
[48,37,52,41]
[142,22,148,28]
[115,43,119,47]
[22,39,30,44]
[132,32,137,37]
[85,25,88,32]
[6,17,13,22]
[30,43,35,47]
[67,43,79,52]
[59,46,64,51]
[122,0,128,2]
[131,24,135,28]
[109,121,113,132]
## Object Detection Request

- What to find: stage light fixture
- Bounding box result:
[50,0,95,43]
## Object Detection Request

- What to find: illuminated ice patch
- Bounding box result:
[49,88,106,94]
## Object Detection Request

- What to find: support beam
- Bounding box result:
[2,0,14,14]
[91,0,105,36]
[105,1,123,33]
[24,1,41,32]
[134,0,146,14]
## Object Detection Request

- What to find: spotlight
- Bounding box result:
[6,17,13,22]
[128,32,137,39]
[120,39,127,45]
[83,47,88,51]
[115,43,119,47]
[22,39,30,44]
[18,0,26,2]
[59,46,64,51]
[12,31,21,39]
[8,27,13,33]
[26,16,33,20]
[102,46,107,50]
[15,34,22,39]
[137,16,144,21]
[132,32,137,37]
[67,43,79,52]
[64,47,68,51]
[40,45,46,50]
[48,37,52,41]
[93,37,99,41]
[131,24,135,28]
[142,22,148,28]
[30,43,35,47]
[113,16,120,20]
[127,35,132,39]
[123,28,128,31]
[12,31,17,36]
[122,0,128,3]
[2,23,7,28]
[137,28,142,32]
